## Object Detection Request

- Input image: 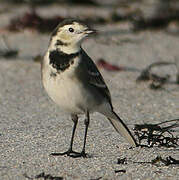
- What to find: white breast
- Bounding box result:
[42,53,97,114]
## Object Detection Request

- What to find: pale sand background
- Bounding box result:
[0,2,179,180]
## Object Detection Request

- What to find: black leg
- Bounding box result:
[69,111,90,158]
[81,111,90,156]
[69,114,78,151]
[51,112,90,158]
[50,114,78,156]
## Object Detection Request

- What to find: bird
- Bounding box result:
[41,19,137,158]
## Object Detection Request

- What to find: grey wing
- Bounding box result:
[81,49,112,106]
[80,50,137,147]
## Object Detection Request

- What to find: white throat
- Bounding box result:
[49,36,81,54]
[59,44,81,54]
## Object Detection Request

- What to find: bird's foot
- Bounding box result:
[50,149,87,158]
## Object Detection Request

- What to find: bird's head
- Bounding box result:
[50,19,96,53]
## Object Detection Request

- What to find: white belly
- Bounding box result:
[42,65,98,114]
[45,77,85,113]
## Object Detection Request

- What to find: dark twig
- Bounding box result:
[157,118,179,125]
[114,169,126,173]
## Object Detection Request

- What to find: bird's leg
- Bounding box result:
[51,112,90,158]
[81,111,90,156]
[70,111,90,158]
[68,114,78,152]
[50,114,78,156]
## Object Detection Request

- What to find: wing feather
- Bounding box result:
[81,49,112,105]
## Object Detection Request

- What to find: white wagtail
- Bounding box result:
[41,19,137,158]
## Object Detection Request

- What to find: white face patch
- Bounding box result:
[56,22,88,45]
[49,21,91,54]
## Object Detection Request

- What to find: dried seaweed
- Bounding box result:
[136,61,178,89]
[2,0,179,33]
[4,9,107,33]
[117,157,127,164]
[149,74,170,90]
[0,49,18,59]
[117,155,179,167]
[151,156,179,166]
[33,54,43,62]
[134,119,179,148]
[90,177,102,180]
[131,156,179,166]
[2,0,58,4]
[6,9,64,33]
[0,36,18,59]
[3,0,98,5]
[132,16,172,31]
[137,61,174,81]
[68,0,98,5]
[23,172,63,180]
[132,0,179,31]
[97,59,124,71]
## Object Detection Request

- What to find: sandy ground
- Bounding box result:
[0,3,179,180]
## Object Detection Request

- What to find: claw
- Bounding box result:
[50,149,87,158]
[69,151,87,158]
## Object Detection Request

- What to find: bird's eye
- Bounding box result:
[69,28,74,32]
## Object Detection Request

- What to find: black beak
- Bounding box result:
[84,28,97,35]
